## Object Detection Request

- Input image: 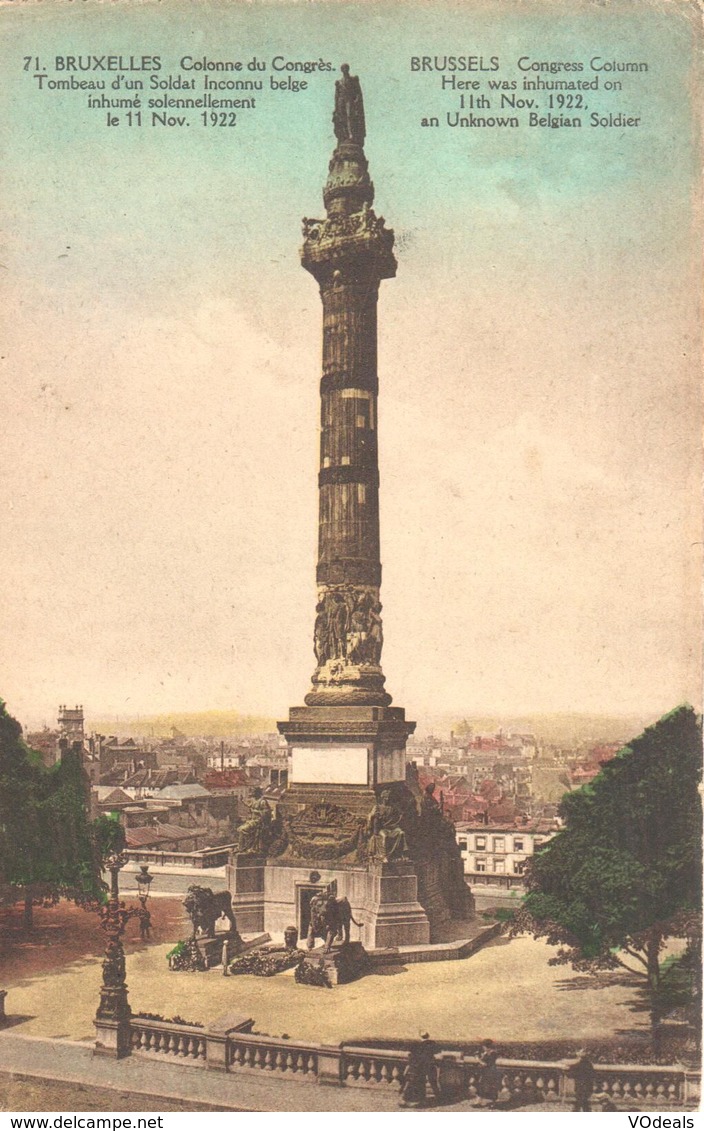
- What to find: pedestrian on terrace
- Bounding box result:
[566,1048,595,1112]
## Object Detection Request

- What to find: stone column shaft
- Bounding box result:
[318,282,381,589]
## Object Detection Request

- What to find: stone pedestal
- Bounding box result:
[362,861,431,947]
[226,853,265,933]
[193,932,233,969]
[317,1044,344,1086]
[228,855,431,949]
[269,699,438,947]
[205,1013,255,1071]
[437,1052,468,1101]
[193,928,267,969]
[94,1015,132,1059]
[684,1071,701,1107]
[296,942,368,986]
[279,705,415,811]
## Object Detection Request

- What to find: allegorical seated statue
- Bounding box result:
[306,888,364,952]
[366,790,409,862]
[183,885,240,940]
[236,787,272,854]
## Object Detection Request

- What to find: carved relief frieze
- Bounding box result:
[313,584,383,669]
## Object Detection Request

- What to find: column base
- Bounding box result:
[240,857,431,949]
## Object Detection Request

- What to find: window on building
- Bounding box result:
[493,858,505,873]
[475,835,487,850]
[513,860,526,874]
[458,839,467,851]
[475,858,487,872]
[493,837,505,853]
[513,838,524,852]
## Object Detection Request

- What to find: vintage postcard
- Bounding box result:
[0,0,701,1119]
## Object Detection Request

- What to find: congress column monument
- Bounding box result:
[229,67,472,948]
[282,63,414,790]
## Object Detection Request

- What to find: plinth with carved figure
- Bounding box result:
[228,65,473,951]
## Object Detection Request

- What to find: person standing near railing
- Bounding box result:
[565,1049,595,1112]
[399,1033,442,1107]
[478,1038,501,1103]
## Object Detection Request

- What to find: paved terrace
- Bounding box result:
[1,899,696,1112]
[0,901,664,1047]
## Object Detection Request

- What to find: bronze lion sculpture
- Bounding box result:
[306,891,363,952]
[183,884,239,939]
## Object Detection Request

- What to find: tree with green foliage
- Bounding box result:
[0,700,48,928]
[512,705,702,1052]
[0,699,117,928]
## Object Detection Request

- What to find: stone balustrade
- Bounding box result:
[127,1017,700,1107]
[471,1057,567,1104]
[130,1018,207,1065]
[341,1046,408,1088]
[464,1057,696,1107]
[594,1065,698,1107]
[227,1034,319,1079]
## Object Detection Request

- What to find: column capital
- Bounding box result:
[301,211,396,287]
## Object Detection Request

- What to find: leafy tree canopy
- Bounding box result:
[0,698,115,917]
[512,705,702,1037]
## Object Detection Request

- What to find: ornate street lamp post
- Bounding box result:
[94,855,153,1059]
[135,863,154,907]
